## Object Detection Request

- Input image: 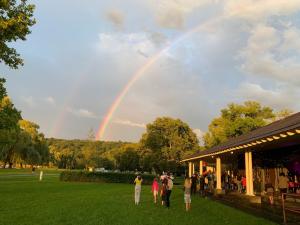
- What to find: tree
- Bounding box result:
[17,120,49,167]
[87,128,95,141]
[0,0,36,69]
[115,147,140,171]
[0,78,21,167]
[203,101,275,148]
[140,117,199,160]
[139,117,199,174]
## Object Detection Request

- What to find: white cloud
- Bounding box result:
[21,96,35,107]
[67,107,98,119]
[97,32,158,57]
[44,96,56,105]
[113,118,146,128]
[237,82,299,110]
[193,128,205,144]
[280,26,300,54]
[224,0,300,22]
[239,24,300,84]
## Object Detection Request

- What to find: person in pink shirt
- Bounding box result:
[152,178,159,204]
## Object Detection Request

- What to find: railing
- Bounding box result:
[282,193,300,224]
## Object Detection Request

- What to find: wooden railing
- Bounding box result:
[282,193,300,224]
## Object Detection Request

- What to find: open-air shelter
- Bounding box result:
[182,113,300,197]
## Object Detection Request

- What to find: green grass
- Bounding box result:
[0,170,277,225]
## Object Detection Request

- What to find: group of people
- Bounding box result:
[133,173,173,208]
[265,172,300,205]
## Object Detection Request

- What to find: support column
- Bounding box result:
[245,152,249,194]
[248,151,254,195]
[261,168,265,194]
[245,151,254,196]
[199,160,203,176]
[192,163,195,175]
[274,168,279,191]
[188,162,192,178]
[216,157,222,190]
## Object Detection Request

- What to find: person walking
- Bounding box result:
[184,177,192,211]
[134,175,143,205]
[151,178,159,204]
[165,173,173,208]
[160,177,168,206]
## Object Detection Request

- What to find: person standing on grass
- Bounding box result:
[134,175,143,205]
[160,177,168,206]
[152,178,159,204]
[165,173,173,208]
[199,175,205,197]
[191,173,198,195]
[184,177,192,211]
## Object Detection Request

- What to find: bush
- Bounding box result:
[60,171,156,185]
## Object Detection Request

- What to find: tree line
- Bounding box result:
[48,117,200,174]
[47,103,292,175]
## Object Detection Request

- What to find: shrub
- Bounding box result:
[60,171,156,185]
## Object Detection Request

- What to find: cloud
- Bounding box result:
[280,26,300,54]
[236,82,299,110]
[224,0,300,22]
[67,107,98,119]
[44,96,56,105]
[21,96,35,107]
[106,9,124,28]
[193,128,205,144]
[97,32,160,59]
[148,32,167,47]
[113,119,146,128]
[152,0,214,29]
[239,24,300,84]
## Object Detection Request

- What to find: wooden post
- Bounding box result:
[245,151,254,196]
[188,162,192,178]
[199,160,203,176]
[216,157,221,190]
[248,151,254,195]
[245,152,249,194]
[192,162,195,175]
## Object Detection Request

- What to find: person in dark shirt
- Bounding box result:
[191,173,198,195]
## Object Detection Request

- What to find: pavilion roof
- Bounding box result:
[182,112,300,162]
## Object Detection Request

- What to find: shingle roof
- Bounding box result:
[182,112,300,161]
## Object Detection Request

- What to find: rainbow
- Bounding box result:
[95,17,222,140]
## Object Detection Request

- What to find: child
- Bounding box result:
[265,176,274,205]
[152,178,159,204]
[184,177,192,211]
[134,175,143,205]
[241,176,246,193]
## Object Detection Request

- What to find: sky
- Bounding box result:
[1,0,300,142]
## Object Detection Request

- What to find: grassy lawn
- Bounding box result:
[0,169,277,225]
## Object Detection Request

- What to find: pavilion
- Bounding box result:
[182,112,300,196]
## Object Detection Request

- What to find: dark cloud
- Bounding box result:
[106,9,124,28]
